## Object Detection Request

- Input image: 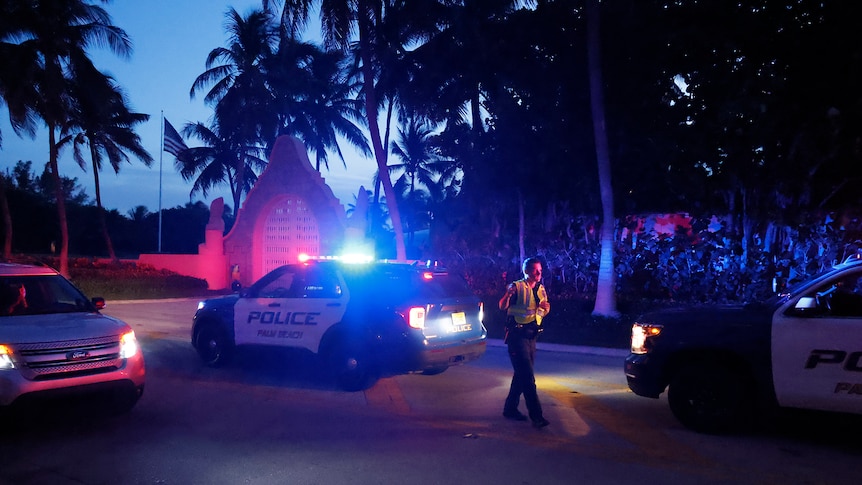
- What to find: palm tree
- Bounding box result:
[271,0,410,260]
[2,0,131,276]
[127,205,149,222]
[586,0,618,317]
[190,7,278,210]
[270,42,371,171]
[388,116,461,239]
[175,121,267,214]
[64,67,152,261]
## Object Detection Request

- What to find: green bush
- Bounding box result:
[67,259,210,300]
[3,257,213,300]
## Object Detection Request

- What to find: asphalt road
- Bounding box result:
[0,298,860,484]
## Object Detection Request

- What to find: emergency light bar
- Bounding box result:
[298,253,374,264]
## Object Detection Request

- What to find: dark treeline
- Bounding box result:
[0,161,217,257]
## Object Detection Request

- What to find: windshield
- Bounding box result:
[0,275,95,317]
[767,262,859,306]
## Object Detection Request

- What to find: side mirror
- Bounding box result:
[91,297,106,310]
[786,295,825,317]
[795,296,817,310]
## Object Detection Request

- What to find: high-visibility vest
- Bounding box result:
[507,280,548,325]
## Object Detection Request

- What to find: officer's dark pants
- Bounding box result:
[503,326,544,422]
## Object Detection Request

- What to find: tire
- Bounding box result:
[195,323,232,367]
[326,340,378,392]
[667,362,751,434]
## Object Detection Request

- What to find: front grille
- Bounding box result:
[14,335,123,380]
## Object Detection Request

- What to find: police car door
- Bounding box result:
[234,265,347,351]
[772,268,862,414]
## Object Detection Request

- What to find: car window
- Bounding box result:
[0,275,92,316]
[301,267,342,298]
[814,272,862,317]
[257,270,298,298]
[255,266,342,299]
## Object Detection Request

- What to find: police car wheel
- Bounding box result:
[667,363,750,434]
[196,324,231,367]
[327,341,377,392]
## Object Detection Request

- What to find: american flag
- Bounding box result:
[163,118,188,156]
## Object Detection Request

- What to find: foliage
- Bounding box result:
[0,163,214,257]
[442,208,862,347]
[0,255,210,300]
[65,259,209,300]
[439,209,862,308]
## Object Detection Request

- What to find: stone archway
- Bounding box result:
[224,136,345,285]
[137,136,353,290]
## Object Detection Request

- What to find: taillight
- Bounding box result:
[407,307,426,329]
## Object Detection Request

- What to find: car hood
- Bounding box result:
[637,302,776,327]
[0,312,131,344]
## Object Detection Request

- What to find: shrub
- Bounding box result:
[67,260,209,300]
[3,256,211,300]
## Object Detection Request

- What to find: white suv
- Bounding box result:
[0,263,145,414]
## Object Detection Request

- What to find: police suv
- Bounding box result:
[192,258,487,391]
[625,257,862,433]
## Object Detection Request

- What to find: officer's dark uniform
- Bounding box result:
[502,278,549,428]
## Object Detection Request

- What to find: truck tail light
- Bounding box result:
[631,323,662,354]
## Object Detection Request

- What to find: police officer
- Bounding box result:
[498,256,550,428]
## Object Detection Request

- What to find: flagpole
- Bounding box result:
[158,111,164,253]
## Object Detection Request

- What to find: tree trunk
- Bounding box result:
[49,127,70,277]
[0,175,12,259]
[587,0,618,317]
[358,12,406,260]
[91,145,117,261]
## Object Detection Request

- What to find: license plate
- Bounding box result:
[451,312,471,332]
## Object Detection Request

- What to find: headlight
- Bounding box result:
[119,331,140,359]
[0,344,14,369]
[631,323,662,354]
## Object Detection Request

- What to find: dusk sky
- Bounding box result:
[0,0,376,215]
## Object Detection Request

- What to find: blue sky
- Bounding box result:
[0,0,376,215]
